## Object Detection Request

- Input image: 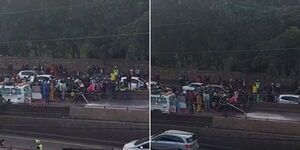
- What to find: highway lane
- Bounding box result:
[152,112,300,150]
[0,133,121,150]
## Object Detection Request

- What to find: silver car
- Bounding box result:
[277,94,300,104]
[151,130,199,150]
[123,137,149,150]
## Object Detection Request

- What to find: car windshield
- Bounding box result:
[22,72,36,76]
[158,97,167,104]
[190,84,199,87]
[12,89,22,95]
[282,96,299,102]
[0,88,10,94]
[135,137,149,146]
[186,135,197,143]
[36,77,48,81]
[138,77,147,83]
[151,97,157,104]
[0,88,21,95]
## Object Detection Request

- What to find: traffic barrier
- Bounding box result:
[69,106,149,123]
[30,99,44,106]
[249,102,300,113]
[0,115,148,145]
[212,116,300,136]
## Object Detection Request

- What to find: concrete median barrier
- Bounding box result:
[249,102,300,113]
[0,115,148,145]
[70,106,149,123]
[0,104,69,118]
[212,116,300,136]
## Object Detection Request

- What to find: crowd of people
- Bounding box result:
[153,74,299,113]
[1,63,147,104]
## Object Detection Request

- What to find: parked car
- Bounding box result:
[182,83,204,91]
[17,70,38,79]
[121,76,148,90]
[17,70,38,81]
[34,74,55,83]
[276,94,300,104]
[205,85,226,94]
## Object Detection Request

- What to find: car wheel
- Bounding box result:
[152,109,162,113]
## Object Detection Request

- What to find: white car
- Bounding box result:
[121,77,148,90]
[17,70,38,81]
[123,137,149,150]
[182,83,204,91]
[34,75,55,83]
[277,94,300,104]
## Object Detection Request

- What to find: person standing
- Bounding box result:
[49,64,55,75]
[255,80,261,102]
[42,82,50,104]
[128,69,133,90]
[196,93,203,112]
[203,90,211,111]
[59,81,67,100]
[113,66,119,78]
[275,81,281,95]
[50,80,55,101]
[187,90,195,113]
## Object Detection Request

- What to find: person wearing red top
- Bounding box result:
[49,64,55,75]
[194,75,203,83]
[187,90,195,113]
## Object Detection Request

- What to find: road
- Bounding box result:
[152,111,300,150]
[0,133,120,150]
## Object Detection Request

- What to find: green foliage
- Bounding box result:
[152,0,300,75]
[0,0,148,61]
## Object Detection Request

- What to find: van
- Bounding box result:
[151,92,177,113]
[0,82,32,104]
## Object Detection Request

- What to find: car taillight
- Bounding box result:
[185,144,192,148]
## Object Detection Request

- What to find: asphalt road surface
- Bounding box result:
[152,112,300,150]
[0,134,120,150]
